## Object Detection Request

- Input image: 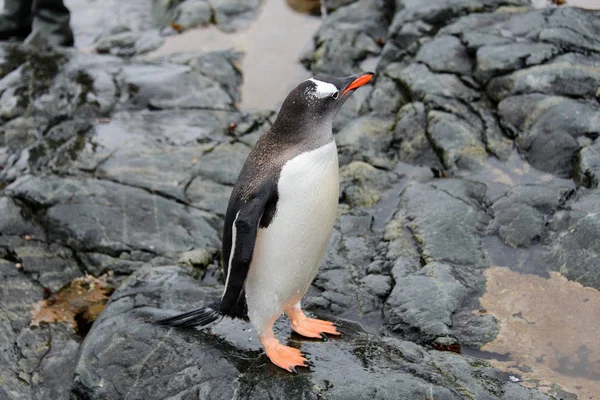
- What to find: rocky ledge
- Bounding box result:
[1,0,599,399]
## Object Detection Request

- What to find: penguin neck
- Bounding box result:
[270,115,334,149]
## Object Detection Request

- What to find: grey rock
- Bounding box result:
[173,0,212,30]
[336,114,395,169]
[71,264,550,400]
[306,0,390,75]
[6,175,220,258]
[119,63,234,110]
[498,94,600,177]
[192,141,251,185]
[576,139,600,189]
[387,63,479,102]
[165,50,244,103]
[75,109,239,201]
[427,110,487,171]
[416,36,472,76]
[489,185,572,248]
[386,261,469,341]
[0,197,44,238]
[208,0,262,32]
[383,180,490,342]
[340,161,393,208]
[474,42,558,84]
[452,309,499,348]
[544,189,600,290]
[487,63,600,103]
[393,102,442,169]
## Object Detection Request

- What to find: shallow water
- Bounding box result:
[148,0,322,111]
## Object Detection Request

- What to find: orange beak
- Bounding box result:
[341,73,374,97]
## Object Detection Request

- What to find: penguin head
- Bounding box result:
[275,72,374,128]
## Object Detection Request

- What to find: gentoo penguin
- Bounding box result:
[157,72,374,372]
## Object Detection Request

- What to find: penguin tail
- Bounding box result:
[154,301,223,329]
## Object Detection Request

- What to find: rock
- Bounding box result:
[336,114,395,169]
[416,36,472,76]
[71,109,240,201]
[387,63,479,102]
[339,161,392,207]
[474,42,558,84]
[383,179,490,342]
[576,140,600,189]
[305,0,391,75]
[427,110,486,171]
[544,189,600,290]
[70,264,551,399]
[5,175,221,258]
[209,0,262,32]
[386,261,470,341]
[487,63,600,103]
[308,212,382,317]
[393,102,442,169]
[173,0,212,30]
[489,184,572,248]
[119,63,235,110]
[498,94,600,177]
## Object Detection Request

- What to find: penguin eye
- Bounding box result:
[332,91,339,99]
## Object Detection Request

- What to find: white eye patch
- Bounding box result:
[307,78,338,99]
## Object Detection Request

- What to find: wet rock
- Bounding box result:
[487,63,600,103]
[164,50,244,104]
[305,0,391,75]
[544,189,600,290]
[387,63,479,102]
[70,109,239,201]
[489,184,572,248]
[427,110,486,171]
[339,161,393,207]
[94,28,164,57]
[386,261,470,341]
[336,114,395,169]
[5,175,220,258]
[209,0,262,32]
[392,102,442,169]
[383,180,490,342]
[0,237,83,292]
[71,263,551,399]
[415,36,472,76]
[474,42,558,84]
[308,212,382,317]
[576,140,600,189]
[451,309,499,348]
[119,63,234,110]
[172,0,213,30]
[155,0,262,33]
[498,94,600,177]
[0,252,80,400]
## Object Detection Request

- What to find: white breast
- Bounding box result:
[245,140,339,332]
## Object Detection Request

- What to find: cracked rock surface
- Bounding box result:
[1,0,599,398]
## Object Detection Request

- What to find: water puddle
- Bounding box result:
[481,266,600,399]
[147,0,322,111]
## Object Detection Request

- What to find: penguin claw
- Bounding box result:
[320,333,329,341]
[289,366,298,374]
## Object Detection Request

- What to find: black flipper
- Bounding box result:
[155,180,275,328]
[155,301,221,329]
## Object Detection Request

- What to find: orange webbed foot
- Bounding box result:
[262,337,310,372]
[290,315,341,339]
